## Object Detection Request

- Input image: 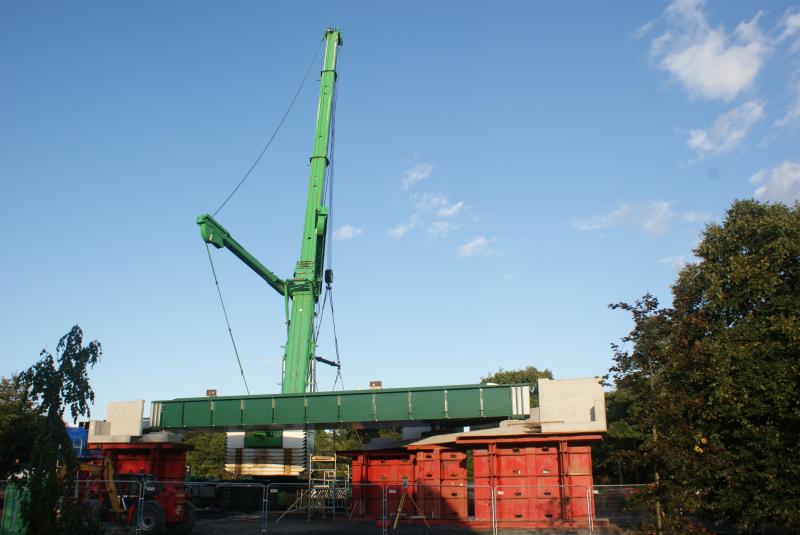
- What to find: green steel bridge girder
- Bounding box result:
[149,383,532,432]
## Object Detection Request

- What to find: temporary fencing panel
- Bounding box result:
[70,479,144,535]
[155,480,267,535]
[495,484,593,529]
[385,483,493,527]
[266,482,387,534]
[593,484,653,528]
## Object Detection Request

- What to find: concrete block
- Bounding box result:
[226,431,245,449]
[107,400,144,436]
[538,378,606,433]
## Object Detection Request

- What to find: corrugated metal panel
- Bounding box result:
[150,383,530,431]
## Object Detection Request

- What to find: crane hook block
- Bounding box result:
[324,269,333,285]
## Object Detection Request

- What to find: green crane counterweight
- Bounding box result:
[198,28,342,395]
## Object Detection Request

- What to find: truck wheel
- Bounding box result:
[168,502,197,534]
[139,501,166,534]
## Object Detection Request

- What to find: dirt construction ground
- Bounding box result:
[103,514,611,535]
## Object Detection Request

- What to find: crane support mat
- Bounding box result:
[150,383,531,431]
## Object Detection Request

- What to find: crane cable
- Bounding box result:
[327,82,344,391]
[202,36,325,392]
[206,244,250,395]
[212,36,325,217]
[313,54,345,391]
[205,243,251,394]
[329,287,344,390]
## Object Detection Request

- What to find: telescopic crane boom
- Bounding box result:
[197,28,342,394]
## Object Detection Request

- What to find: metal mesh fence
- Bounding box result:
[593,484,654,528]
[153,480,267,534]
[265,482,387,534]
[384,482,494,527]
[2,476,665,534]
[494,484,593,532]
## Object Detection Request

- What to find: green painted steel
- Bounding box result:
[197,28,342,395]
[0,482,26,534]
[150,383,531,431]
[197,215,286,296]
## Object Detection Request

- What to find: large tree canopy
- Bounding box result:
[18,325,102,535]
[482,365,553,406]
[607,200,800,532]
[0,376,40,479]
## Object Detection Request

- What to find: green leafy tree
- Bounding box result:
[482,365,553,405]
[184,432,227,479]
[18,325,101,535]
[591,388,652,485]
[0,376,41,479]
[315,427,365,452]
[609,200,800,532]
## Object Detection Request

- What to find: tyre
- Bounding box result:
[139,501,166,534]
[168,502,197,534]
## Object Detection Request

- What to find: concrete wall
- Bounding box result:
[88,400,144,442]
[537,378,606,433]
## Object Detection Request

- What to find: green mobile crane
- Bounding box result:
[170,28,529,452]
[197,28,342,399]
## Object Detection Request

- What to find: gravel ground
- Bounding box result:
[101,515,390,535]
[101,514,611,534]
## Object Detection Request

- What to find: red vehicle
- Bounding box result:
[80,441,196,534]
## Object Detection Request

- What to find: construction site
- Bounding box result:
[0,28,633,535]
[4,3,800,535]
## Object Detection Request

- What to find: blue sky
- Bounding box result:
[2,1,799,420]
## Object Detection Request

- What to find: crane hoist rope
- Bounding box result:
[211,36,325,217]
[202,31,340,395]
[204,243,251,394]
[197,28,344,399]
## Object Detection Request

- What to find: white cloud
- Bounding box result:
[412,192,448,211]
[779,7,800,53]
[658,255,689,271]
[751,160,800,203]
[686,100,764,156]
[651,0,768,101]
[457,236,493,257]
[774,9,800,128]
[573,200,676,235]
[390,161,483,244]
[633,21,655,41]
[402,163,433,191]
[333,224,363,241]
[412,193,466,218]
[386,215,421,239]
[426,221,458,238]
[774,89,800,129]
[437,201,465,218]
[682,211,709,223]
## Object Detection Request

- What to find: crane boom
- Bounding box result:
[283,28,341,393]
[197,28,342,395]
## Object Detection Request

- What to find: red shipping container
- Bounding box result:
[440,497,467,519]
[495,498,528,521]
[440,460,466,480]
[564,495,591,520]
[531,498,561,520]
[534,477,561,498]
[535,453,559,477]
[497,454,527,476]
